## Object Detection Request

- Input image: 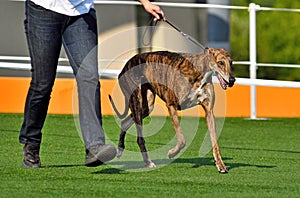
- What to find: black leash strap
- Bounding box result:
[164,20,205,50]
[158,14,206,50]
[142,14,206,50]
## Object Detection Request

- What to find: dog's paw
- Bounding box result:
[217,165,228,174]
[116,148,124,158]
[145,161,156,168]
[215,161,228,174]
[167,148,180,159]
[218,168,228,174]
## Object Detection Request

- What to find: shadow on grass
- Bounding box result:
[43,164,83,168]
[42,164,126,175]
[91,157,276,174]
[172,157,276,170]
[92,168,126,174]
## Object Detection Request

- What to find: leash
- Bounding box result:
[142,14,206,50]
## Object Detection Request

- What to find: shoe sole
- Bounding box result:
[85,145,117,167]
[85,159,104,167]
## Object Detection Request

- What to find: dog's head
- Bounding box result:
[204,47,235,90]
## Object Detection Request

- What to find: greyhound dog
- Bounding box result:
[109,48,235,173]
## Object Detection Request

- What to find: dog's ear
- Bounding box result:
[204,47,210,55]
[218,48,227,55]
[218,48,231,59]
[205,47,216,56]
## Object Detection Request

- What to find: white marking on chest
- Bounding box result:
[188,87,209,104]
[186,85,209,106]
[186,71,212,105]
[182,71,213,107]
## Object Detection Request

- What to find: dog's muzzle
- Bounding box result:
[228,76,236,87]
[215,72,236,90]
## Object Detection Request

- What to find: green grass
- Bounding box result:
[0,114,299,197]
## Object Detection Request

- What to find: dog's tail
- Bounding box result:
[108,95,129,119]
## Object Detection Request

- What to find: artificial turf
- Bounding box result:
[0,114,299,197]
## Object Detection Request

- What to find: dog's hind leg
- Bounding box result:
[131,89,156,168]
[117,89,155,159]
[167,105,186,159]
[117,115,135,158]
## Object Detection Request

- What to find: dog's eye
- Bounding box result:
[218,61,224,66]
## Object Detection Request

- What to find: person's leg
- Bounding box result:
[19,1,67,167]
[62,9,116,166]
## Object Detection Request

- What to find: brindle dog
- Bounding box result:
[109,48,235,173]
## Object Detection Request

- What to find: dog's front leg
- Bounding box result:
[167,105,186,159]
[205,109,228,173]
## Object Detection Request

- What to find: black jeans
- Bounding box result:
[19,1,106,150]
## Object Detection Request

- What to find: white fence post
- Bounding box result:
[248,3,259,119]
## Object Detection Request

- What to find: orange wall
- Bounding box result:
[0,77,299,117]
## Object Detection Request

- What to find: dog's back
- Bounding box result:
[119,51,209,80]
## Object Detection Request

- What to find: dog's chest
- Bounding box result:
[180,85,210,109]
[179,70,213,109]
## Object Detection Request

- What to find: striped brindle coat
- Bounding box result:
[109,48,235,173]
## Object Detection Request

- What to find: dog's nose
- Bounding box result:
[228,76,236,87]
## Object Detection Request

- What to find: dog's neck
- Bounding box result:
[200,70,213,88]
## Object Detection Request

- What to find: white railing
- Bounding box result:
[246,3,300,119]
[3,1,300,119]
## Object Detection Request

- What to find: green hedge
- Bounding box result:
[230,0,300,80]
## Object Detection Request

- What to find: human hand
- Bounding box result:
[139,0,165,21]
